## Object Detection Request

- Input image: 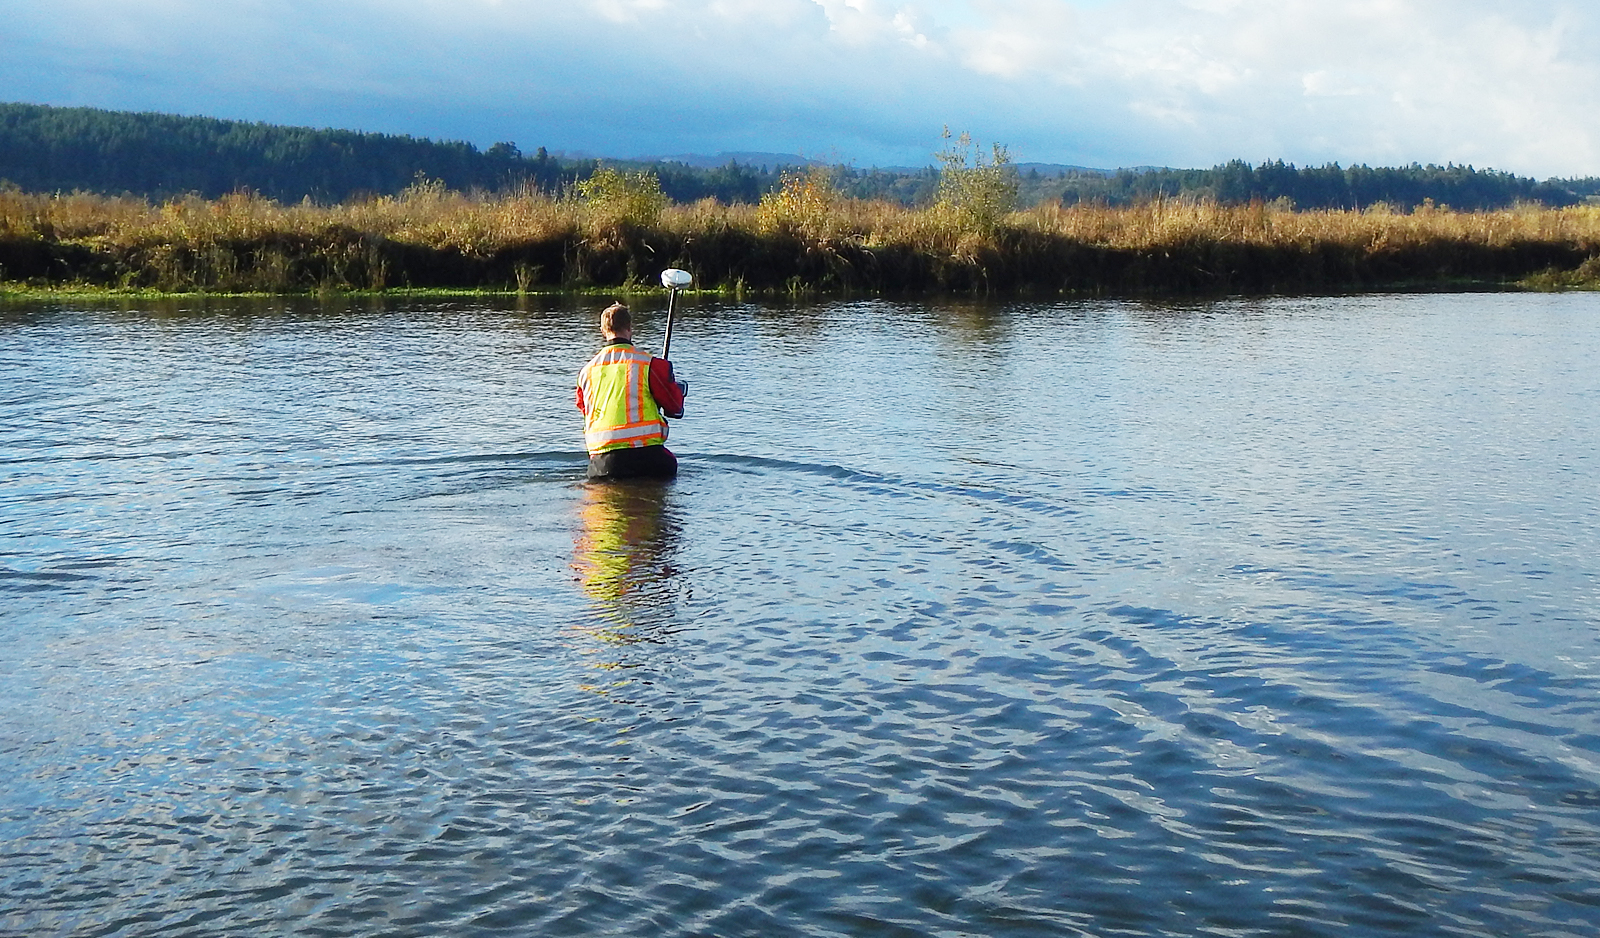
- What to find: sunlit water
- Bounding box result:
[3,292,1598,937]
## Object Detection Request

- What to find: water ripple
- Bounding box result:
[3,295,1600,937]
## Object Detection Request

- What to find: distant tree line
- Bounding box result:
[1058,159,1598,211]
[3,102,1596,211]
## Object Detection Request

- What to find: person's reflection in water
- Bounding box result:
[569,480,683,689]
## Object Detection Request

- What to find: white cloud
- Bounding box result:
[1301,71,1370,98]
[940,0,1600,175]
[1,0,1596,175]
[958,1,1084,80]
[590,0,671,24]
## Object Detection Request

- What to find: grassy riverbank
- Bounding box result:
[4,183,1599,296]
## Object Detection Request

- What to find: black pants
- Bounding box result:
[587,445,678,480]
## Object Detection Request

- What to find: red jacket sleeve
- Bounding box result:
[649,358,684,419]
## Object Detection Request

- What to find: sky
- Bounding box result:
[3,0,1597,177]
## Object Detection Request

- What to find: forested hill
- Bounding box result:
[0,102,583,202]
[3,101,1597,210]
[0,101,816,204]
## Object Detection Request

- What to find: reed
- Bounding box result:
[3,183,1597,295]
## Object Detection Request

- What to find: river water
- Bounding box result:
[2,292,1598,937]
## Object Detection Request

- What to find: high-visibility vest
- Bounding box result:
[578,344,667,454]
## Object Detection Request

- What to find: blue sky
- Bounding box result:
[3,0,1596,177]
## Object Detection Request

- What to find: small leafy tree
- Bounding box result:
[756,167,839,237]
[399,173,450,203]
[577,167,667,229]
[935,127,1018,234]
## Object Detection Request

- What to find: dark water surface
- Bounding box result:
[3,292,1598,937]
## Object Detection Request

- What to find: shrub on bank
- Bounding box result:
[934,129,1019,236]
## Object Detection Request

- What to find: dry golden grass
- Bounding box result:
[3,185,1597,293]
[8,186,1599,253]
[1016,198,1600,251]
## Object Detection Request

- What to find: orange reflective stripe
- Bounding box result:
[626,358,643,423]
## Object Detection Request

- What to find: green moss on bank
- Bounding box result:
[1519,256,1600,291]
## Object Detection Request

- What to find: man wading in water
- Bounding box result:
[576,301,686,480]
